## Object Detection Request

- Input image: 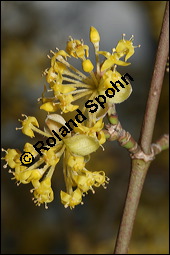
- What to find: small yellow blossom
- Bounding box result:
[115,34,140,61]
[66,37,89,59]
[2,149,21,168]
[60,188,83,209]
[17,115,39,138]
[33,176,54,209]
[67,155,85,171]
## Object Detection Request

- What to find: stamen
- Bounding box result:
[30,188,35,193]
[129,35,134,41]
[50,50,55,55]
[100,144,105,151]
[16,127,23,131]
[112,48,116,53]
[113,65,117,73]
[3,163,8,168]
[1,148,8,153]
[134,44,141,48]
[21,114,28,118]
[8,169,14,174]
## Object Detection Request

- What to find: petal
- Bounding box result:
[40,102,59,112]
[101,58,115,72]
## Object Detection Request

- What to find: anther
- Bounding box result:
[21,114,28,118]
[2,148,8,153]
[50,50,55,55]
[122,33,126,41]
[134,45,141,48]
[129,35,134,41]
[45,203,48,209]
[37,97,42,102]
[3,163,8,168]
[16,127,22,131]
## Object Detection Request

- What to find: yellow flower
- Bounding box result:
[2,27,140,209]
[16,115,39,138]
[67,155,85,171]
[60,188,83,209]
[43,148,60,166]
[2,113,108,209]
[2,148,21,168]
[42,27,139,125]
[66,37,89,59]
[33,176,54,209]
[115,34,140,61]
[57,94,79,113]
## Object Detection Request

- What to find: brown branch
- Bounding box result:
[139,1,169,154]
[114,2,169,254]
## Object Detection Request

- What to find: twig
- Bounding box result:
[113,2,169,254]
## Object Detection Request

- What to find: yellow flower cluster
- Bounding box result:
[2,27,139,209]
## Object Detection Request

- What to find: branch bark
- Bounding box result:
[114,2,169,254]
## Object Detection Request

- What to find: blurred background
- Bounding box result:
[1,1,169,254]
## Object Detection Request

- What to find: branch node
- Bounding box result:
[130,148,155,162]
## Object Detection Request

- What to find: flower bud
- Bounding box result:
[82,59,94,72]
[63,134,100,156]
[90,26,100,43]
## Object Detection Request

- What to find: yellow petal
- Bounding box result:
[40,102,59,112]
[101,58,115,72]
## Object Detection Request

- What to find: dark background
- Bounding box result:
[1,1,169,254]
